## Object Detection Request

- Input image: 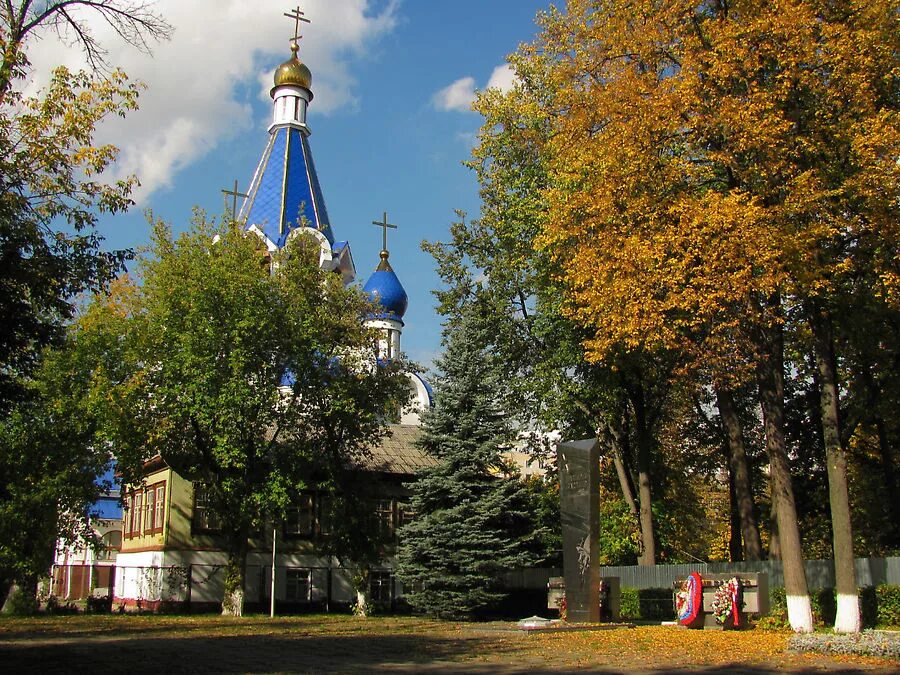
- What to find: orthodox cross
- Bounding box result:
[372,211,397,252]
[284,6,310,44]
[221,179,248,222]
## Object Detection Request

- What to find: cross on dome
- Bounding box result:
[284,5,310,46]
[372,211,397,254]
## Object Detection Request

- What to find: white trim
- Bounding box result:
[247,225,277,253]
[284,226,333,269]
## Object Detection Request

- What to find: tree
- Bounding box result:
[1,1,171,102]
[0,0,169,607]
[396,303,541,620]
[83,216,410,616]
[0,340,111,610]
[0,2,171,404]
[504,0,896,632]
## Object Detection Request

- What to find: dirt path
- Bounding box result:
[0,615,895,673]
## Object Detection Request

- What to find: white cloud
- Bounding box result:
[432,62,518,113]
[486,64,517,92]
[431,76,476,112]
[21,0,399,203]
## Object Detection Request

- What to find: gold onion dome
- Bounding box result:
[273,41,312,89]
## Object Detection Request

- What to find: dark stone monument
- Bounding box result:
[557,438,600,623]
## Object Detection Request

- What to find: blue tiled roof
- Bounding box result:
[239,126,334,247]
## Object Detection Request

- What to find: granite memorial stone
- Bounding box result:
[557,437,600,623]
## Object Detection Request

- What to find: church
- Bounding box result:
[106,18,434,612]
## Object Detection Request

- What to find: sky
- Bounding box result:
[25,0,554,372]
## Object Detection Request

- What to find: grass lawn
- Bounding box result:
[0,613,896,673]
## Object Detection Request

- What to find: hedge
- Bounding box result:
[758,585,900,629]
[618,584,900,627]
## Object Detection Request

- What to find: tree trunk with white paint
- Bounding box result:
[756,310,813,632]
[810,305,860,633]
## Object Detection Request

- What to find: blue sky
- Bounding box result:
[27,0,552,370]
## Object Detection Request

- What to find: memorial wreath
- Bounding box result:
[711,577,743,626]
[675,571,703,625]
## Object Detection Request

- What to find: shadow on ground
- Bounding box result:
[0,631,887,674]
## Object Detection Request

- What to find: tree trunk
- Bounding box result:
[221,545,247,617]
[596,417,639,522]
[728,466,743,562]
[353,565,371,617]
[631,382,657,566]
[756,314,812,632]
[768,474,781,560]
[715,384,764,561]
[809,305,860,633]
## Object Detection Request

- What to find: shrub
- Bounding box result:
[874,585,900,628]
[620,588,672,621]
[620,587,638,620]
[2,585,37,615]
[86,595,112,614]
[758,585,900,630]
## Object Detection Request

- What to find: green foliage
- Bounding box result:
[521,474,562,567]
[396,303,543,620]
[0,39,143,410]
[1,584,38,615]
[0,341,110,590]
[619,587,639,620]
[872,585,900,628]
[619,588,673,621]
[760,586,900,630]
[0,7,152,593]
[81,216,409,614]
[598,495,640,566]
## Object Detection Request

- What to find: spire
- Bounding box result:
[238,7,348,264]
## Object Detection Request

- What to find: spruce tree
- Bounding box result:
[397,304,539,620]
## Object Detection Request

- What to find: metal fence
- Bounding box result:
[597,557,900,590]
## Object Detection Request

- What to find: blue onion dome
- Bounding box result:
[363,250,408,321]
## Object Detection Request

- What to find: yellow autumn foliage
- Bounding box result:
[520,0,898,369]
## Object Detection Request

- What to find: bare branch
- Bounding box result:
[18,1,172,72]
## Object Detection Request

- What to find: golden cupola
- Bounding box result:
[272,41,312,93]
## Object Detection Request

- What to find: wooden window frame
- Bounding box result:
[285,568,312,603]
[284,494,315,539]
[192,482,221,534]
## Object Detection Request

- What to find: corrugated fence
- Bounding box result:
[597,557,900,589]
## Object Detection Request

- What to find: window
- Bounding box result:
[123,494,132,537]
[192,483,220,532]
[97,531,122,561]
[154,483,165,533]
[370,571,393,604]
[132,491,143,536]
[385,329,394,360]
[144,486,155,533]
[317,494,334,537]
[373,499,394,540]
[284,494,314,538]
[397,503,414,531]
[285,569,311,602]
